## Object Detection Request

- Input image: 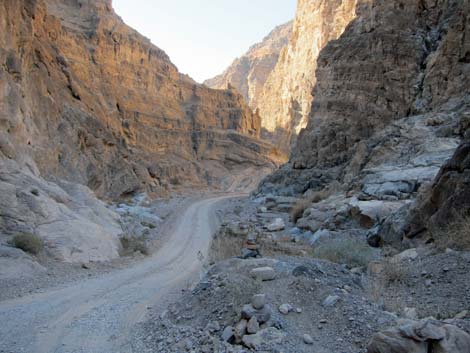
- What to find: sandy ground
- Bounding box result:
[0,194,239,353]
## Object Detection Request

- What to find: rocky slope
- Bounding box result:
[204,21,292,111]
[257,0,359,152]
[0,0,281,263]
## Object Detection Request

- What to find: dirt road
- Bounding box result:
[0,195,236,353]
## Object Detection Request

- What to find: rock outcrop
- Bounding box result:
[258,0,359,152]
[402,113,470,244]
[367,319,470,353]
[204,21,292,111]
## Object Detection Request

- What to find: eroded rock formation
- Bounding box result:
[204,21,292,111]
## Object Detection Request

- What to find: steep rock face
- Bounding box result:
[261,0,470,198]
[204,21,292,111]
[0,0,278,201]
[258,0,359,152]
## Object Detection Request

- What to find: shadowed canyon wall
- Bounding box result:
[259,0,470,208]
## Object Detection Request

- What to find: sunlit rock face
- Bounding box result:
[205,21,293,112]
[257,0,359,153]
[0,0,279,200]
[259,0,470,197]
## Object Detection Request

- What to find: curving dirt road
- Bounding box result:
[0,195,236,353]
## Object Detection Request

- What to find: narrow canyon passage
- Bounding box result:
[0,195,237,353]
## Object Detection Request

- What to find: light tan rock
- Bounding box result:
[205,21,292,111]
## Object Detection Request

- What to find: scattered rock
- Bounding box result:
[367,319,470,353]
[241,327,285,351]
[250,267,276,281]
[247,316,260,334]
[303,334,314,345]
[221,326,234,342]
[278,303,293,315]
[393,249,419,262]
[322,295,340,307]
[252,294,266,310]
[266,218,285,232]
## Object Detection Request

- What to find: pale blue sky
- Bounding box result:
[113,0,297,82]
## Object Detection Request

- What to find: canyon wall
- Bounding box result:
[259,0,470,232]
[0,0,279,201]
[0,0,281,262]
[205,21,292,111]
[258,0,359,152]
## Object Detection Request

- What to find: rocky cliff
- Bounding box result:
[0,0,280,263]
[0,0,279,200]
[258,0,359,152]
[256,0,470,256]
[261,0,470,196]
[204,21,292,112]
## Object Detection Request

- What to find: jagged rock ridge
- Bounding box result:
[204,21,292,111]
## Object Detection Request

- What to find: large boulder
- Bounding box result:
[0,160,122,263]
[367,319,470,353]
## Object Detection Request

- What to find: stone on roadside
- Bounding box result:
[322,295,340,307]
[250,267,276,281]
[393,248,419,262]
[205,321,220,333]
[367,319,470,353]
[303,334,314,345]
[221,326,234,342]
[267,218,285,232]
[252,294,266,310]
[241,304,272,324]
[247,316,260,334]
[234,319,248,343]
[241,327,285,351]
[278,303,293,315]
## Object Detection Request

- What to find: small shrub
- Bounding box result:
[290,185,339,222]
[120,236,149,256]
[209,229,245,263]
[10,233,43,254]
[431,213,470,251]
[311,237,377,268]
[290,199,311,223]
[381,259,410,285]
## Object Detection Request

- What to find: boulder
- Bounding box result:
[251,294,266,310]
[322,295,340,307]
[266,218,285,232]
[278,303,293,315]
[367,319,470,353]
[241,327,285,351]
[247,316,260,334]
[250,267,276,281]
